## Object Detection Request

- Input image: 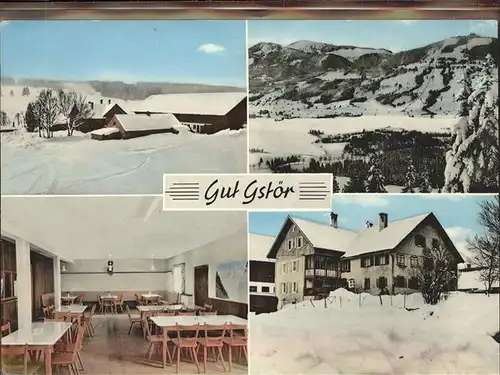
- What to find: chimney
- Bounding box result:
[100,99,103,104]
[329,212,338,228]
[379,213,388,231]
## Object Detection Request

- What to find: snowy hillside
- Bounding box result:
[250,289,500,374]
[249,34,498,119]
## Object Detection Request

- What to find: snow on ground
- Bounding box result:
[249,116,454,158]
[250,289,500,374]
[1,128,247,194]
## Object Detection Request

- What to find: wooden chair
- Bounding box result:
[82,304,96,338]
[52,323,86,374]
[171,324,200,374]
[126,305,142,336]
[197,324,227,373]
[223,324,247,371]
[144,319,172,364]
[113,293,125,314]
[1,321,12,337]
[1,344,42,375]
[135,293,144,306]
[96,294,103,314]
[75,295,84,305]
[101,297,115,315]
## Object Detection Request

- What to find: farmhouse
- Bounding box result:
[132,92,247,134]
[72,99,127,133]
[267,212,464,304]
[90,113,180,140]
[249,233,278,314]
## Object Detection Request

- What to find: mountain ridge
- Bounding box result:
[249,34,498,119]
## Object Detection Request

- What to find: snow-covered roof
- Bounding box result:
[291,217,357,253]
[344,213,430,257]
[0,196,247,261]
[90,127,120,136]
[458,269,500,290]
[89,101,123,118]
[250,233,275,262]
[114,114,180,132]
[270,212,461,260]
[131,92,246,116]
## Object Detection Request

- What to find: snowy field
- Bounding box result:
[250,289,500,375]
[1,128,247,194]
[249,115,454,158]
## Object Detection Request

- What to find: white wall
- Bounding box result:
[61,258,169,292]
[164,228,248,305]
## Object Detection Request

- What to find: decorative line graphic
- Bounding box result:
[163,173,332,211]
[164,182,201,201]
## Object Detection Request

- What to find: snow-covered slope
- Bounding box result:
[249,34,498,119]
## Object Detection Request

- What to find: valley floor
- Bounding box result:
[1,128,247,194]
[249,290,500,375]
[249,115,454,160]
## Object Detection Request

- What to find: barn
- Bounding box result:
[96,113,180,140]
[73,99,127,133]
[132,92,247,134]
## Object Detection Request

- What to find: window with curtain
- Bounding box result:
[173,263,185,294]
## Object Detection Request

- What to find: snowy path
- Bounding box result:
[1,130,247,194]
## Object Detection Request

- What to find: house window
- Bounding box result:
[376,276,388,289]
[415,234,426,247]
[410,256,419,268]
[281,263,287,274]
[396,254,406,267]
[249,286,257,292]
[305,279,313,288]
[364,278,370,290]
[292,282,297,293]
[432,238,440,249]
[348,279,355,289]
[287,240,293,251]
[262,286,270,293]
[173,263,185,294]
[408,277,420,289]
[296,236,303,248]
[292,261,298,272]
[361,257,372,267]
[375,254,389,266]
[306,256,314,269]
[341,260,351,272]
[281,283,286,293]
[394,276,406,288]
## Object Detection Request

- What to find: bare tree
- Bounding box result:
[69,94,93,135]
[0,111,9,127]
[36,89,60,138]
[57,90,77,136]
[467,196,500,295]
[413,245,457,305]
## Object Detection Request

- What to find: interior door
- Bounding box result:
[194,265,209,307]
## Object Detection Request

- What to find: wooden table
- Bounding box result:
[58,305,88,314]
[1,322,73,375]
[136,304,200,313]
[61,295,77,305]
[150,315,247,368]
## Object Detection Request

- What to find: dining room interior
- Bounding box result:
[0,195,248,374]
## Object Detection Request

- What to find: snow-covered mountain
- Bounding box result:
[249,34,498,119]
